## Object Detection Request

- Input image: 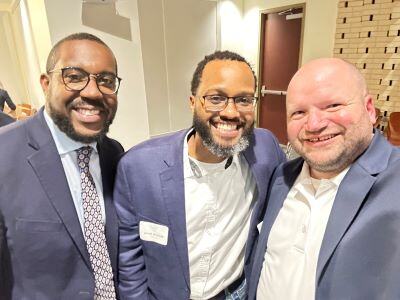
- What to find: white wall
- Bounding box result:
[0,11,27,105]
[138,0,218,136]
[43,0,149,149]
[0,0,51,109]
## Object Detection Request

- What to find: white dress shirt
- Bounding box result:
[184,130,257,299]
[44,110,106,233]
[257,162,349,300]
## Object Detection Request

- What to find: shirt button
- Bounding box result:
[301,224,307,234]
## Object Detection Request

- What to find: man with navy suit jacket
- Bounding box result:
[249,58,400,299]
[115,51,285,299]
[0,33,123,299]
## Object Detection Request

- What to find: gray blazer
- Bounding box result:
[248,132,400,300]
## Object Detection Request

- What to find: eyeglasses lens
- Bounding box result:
[62,68,119,94]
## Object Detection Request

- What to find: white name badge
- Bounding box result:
[139,221,169,246]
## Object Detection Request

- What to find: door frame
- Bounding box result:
[256,3,306,128]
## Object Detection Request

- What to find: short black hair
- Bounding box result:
[190,50,257,95]
[46,32,117,73]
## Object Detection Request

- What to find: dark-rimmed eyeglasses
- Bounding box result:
[48,67,122,95]
[200,95,258,112]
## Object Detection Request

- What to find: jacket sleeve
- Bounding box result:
[113,160,148,300]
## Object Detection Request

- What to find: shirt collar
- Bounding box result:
[183,128,238,178]
[43,109,97,155]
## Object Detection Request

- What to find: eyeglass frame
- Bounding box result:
[199,94,258,112]
[47,66,122,95]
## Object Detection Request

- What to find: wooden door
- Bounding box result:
[258,7,304,144]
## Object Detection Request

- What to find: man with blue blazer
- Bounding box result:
[249,58,400,300]
[0,33,123,299]
[115,51,285,299]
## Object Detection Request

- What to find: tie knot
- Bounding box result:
[76,146,93,171]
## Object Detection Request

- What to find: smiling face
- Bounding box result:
[189,59,256,162]
[286,58,376,179]
[40,39,118,143]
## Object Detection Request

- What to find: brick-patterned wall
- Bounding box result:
[334,0,400,130]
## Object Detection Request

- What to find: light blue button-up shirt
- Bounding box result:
[44,110,106,233]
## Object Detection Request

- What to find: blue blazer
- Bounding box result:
[115,128,286,300]
[248,132,400,300]
[0,109,123,299]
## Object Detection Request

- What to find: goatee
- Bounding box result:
[192,110,254,158]
[48,101,113,143]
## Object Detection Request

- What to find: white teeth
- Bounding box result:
[217,123,237,131]
[77,108,100,116]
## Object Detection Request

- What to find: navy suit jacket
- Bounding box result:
[248,132,400,300]
[114,128,286,300]
[0,108,123,299]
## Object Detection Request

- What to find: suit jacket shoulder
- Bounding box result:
[121,129,187,165]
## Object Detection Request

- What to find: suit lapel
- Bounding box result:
[26,111,91,270]
[316,165,375,282]
[248,159,302,298]
[242,147,269,269]
[159,130,190,288]
[316,132,391,282]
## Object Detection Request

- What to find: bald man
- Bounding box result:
[248,58,400,300]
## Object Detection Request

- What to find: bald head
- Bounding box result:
[286,57,376,179]
[288,58,368,108]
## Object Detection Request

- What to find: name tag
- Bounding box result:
[139,221,169,246]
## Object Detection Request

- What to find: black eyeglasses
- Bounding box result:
[48,67,122,95]
[201,95,258,112]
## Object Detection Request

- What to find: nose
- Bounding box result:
[305,110,328,132]
[80,75,103,99]
[219,98,241,119]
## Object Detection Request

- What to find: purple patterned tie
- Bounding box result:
[76,146,116,300]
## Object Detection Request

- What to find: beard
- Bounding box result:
[297,137,369,174]
[48,100,114,143]
[291,121,373,175]
[192,111,254,158]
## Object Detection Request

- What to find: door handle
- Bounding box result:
[261,85,287,97]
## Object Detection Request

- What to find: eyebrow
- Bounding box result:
[205,88,254,96]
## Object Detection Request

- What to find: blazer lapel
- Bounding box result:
[159,130,190,288]
[242,147,269,269]
[26,112,91,270]
[316,132,391,283]
[249,159,302,298]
